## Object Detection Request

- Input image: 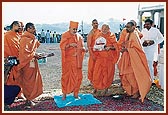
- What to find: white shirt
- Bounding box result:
[141,27,164,61]
[41,31,45,37]
[46,32,50,38]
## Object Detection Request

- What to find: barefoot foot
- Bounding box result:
[62,94,66,100]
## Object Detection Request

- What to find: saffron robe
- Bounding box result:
[18,31,43,100]
[118,31,152,102]
[118,28,143,50]
[92,32,119,90]
[4,31,20,85]
[87,28,101,83]
[60,31,85,95]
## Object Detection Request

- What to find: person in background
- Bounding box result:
[4,57,21,106]
[152,23,161,77]
[18,22,43,106]
[41,29,46,43]
[92,24,119,96]
[50,31,53,43]
[87,19,101,85]
[18,21,24,36]
[46,30,50,43]
[4,21,21,86]
[60,21,87,100]
[117,21,152,102]
[53,31,57,43]
[4,21,27,101]
[141,19,164,83]
[130,20,143,39]
[118,19,143,50]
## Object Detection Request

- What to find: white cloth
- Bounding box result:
[93,37,106,51]
[158,48,164,89]
[159,63,164,89]
[141,27,164,61]
[41,31,45,37]
[141,27,164,78]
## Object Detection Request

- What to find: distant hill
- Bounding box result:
[35,18,124,34]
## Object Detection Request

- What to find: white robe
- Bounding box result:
[141,27,164,81]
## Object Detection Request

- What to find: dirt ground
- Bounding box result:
[37,43,120,92]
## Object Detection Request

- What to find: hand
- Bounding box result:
[34,53,43,59]
[143,40,154,46]
[153,61,158,67]
[104,46,116,51]
[110,46,116,50]
[69,43,77,48]
[105,46,111,51]
[120,47,127,53]
[148,40,154,46]
[142,41,148,47]
[81,48,88,52]
[84,49,88,53]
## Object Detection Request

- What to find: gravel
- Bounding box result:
[37,43,120,92]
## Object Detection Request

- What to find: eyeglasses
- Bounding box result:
[72,28,78,31]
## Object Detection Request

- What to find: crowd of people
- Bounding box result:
[3,18,164,108]
[38,29,61,43]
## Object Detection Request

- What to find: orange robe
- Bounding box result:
[18,32,23,36]
[60,31,85,95]
[117,31,152,102]
[135,28,143,39]
[92,32,119,90]
[118,29,128,50]
[18,31,43,100]
[4,31,20,85]
[87,28,101,83]
[118,28,143,50]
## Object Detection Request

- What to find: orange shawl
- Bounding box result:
[4,31,20,85]
[92,32,119,89]
[118,31,152,102]
[60,31,85,94]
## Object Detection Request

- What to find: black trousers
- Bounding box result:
[4,85,21,105]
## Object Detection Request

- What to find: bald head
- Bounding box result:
[130,20,137,27]
[101,24,110,34]
[126,21,135,33]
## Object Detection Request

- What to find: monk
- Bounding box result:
[118,20,143,50]
[92,24,119,96]
[130,20,143,39]
[60,21,87,100]
[18,21,24,36]
[117,21,152,102]
[87,19,101,84]
[18,22,43,106]
[4,21,21,86]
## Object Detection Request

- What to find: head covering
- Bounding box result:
[69,21,78,28]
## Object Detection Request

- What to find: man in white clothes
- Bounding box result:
[41,29,46,43]
[141,19,164,83]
